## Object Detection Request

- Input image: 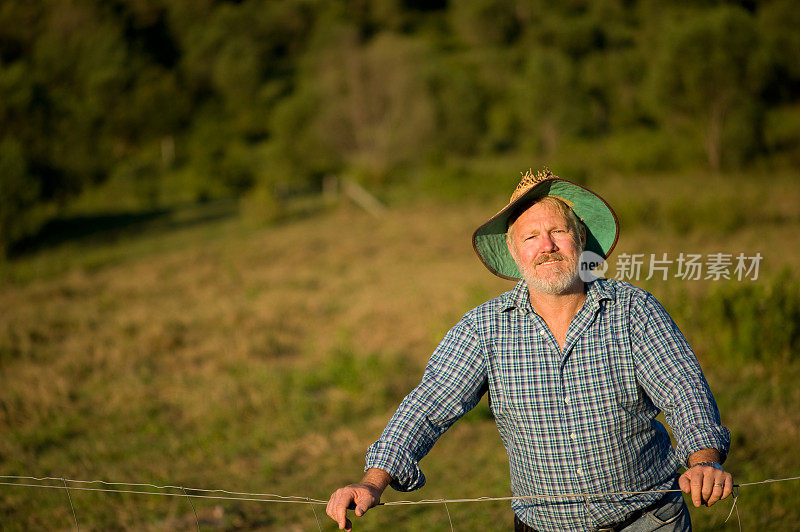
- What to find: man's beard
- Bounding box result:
[519,251,581,295]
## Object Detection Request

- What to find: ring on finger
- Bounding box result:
[713,482,724,487]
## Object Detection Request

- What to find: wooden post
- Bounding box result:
[341,178,387,218]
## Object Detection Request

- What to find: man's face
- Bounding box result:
[506,200,585,295]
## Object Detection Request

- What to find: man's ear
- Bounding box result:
[506,232,516,258]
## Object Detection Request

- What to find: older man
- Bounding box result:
[327,169,732,531]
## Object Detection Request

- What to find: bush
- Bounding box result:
[0,138,38,256]
[679,273,800,363]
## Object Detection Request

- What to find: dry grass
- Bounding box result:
[1,171,799,530]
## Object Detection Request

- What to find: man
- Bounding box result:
[327,169,732,531]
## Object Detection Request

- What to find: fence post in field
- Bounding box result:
[341,177,387,218]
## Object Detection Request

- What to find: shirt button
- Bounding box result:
[564,396,571,405]
[570,433,577,441]
[539,329,547,336]
[576,468,584,476]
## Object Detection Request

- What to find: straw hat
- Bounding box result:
[472,168,619,280]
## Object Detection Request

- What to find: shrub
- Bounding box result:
[679,273,800,363]
[0,138,38,256]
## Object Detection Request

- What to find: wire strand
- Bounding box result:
[0,476,322,502]
[61,477,79,531]
[5,473,798,532]
[443,501,454,532]
[0,482,329,504]
[309,498,323,532]
[2,474,799,507]
[181,486,200,532]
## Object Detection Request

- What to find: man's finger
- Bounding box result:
[701,470,716,505]
[706,474,724,506]
[678,472,691,493]
[691,469,704,507]
[334,498,348,530]
[354,491,375,517]
[354,496,369,517]
[721,474,733,500]
[326,489,354,530]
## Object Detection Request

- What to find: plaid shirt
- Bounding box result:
[365,278,730,531]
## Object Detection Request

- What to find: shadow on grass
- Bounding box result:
[8,200,239,258]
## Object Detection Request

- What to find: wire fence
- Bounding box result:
[2,474,799,531]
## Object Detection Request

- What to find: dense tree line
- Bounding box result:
[1,0,799,254]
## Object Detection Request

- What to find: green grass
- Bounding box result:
[1,171,799,530]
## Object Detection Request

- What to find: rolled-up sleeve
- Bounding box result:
[631,293,731,466]
[365,317,488,491]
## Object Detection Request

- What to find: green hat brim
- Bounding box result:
[472,179,619,280]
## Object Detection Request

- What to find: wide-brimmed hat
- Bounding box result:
[472,168,619,280]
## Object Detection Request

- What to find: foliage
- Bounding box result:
[2,0,800,255]
[0,138,37,256]
[688,273,800,363]
[652,6,767,170]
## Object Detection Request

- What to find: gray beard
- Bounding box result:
[520,260,581,295]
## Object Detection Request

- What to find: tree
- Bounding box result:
[448,0,522,48]
[276,28,437,183]
[653,6,765,170]
[0,138,36,255]
[514,47,591,156]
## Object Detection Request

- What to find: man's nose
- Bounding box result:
[539,232,557,252]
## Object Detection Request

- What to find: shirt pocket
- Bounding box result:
[578,325,642,414]
[488,338,561,426]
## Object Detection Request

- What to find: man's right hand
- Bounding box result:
[326,469,392,531]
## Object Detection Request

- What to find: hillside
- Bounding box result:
[1,172,800,530]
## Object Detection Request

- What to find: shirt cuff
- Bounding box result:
[675,423,731,467]
[365,439,426,492]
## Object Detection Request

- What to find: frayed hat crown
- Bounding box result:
[510,168,558,203]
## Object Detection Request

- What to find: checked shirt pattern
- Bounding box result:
[365,278,730,532]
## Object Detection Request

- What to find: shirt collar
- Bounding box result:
[498,277,616,313]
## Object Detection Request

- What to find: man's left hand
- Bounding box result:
[678,463,733,507]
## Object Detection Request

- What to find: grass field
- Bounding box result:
[1,171,799,530]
